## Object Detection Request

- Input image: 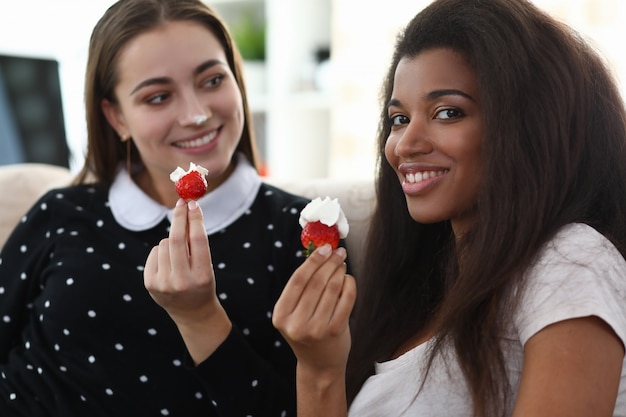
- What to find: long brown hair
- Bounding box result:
[347,0,626,415]
[74,0,259,186]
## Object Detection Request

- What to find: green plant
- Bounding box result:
[232,13,266,61]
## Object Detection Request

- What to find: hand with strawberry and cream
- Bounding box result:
[299,196,349,256]
[273,197,355,415]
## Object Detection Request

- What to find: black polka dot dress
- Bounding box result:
[0,163,308,416]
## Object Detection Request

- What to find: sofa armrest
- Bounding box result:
[0,163,73,249]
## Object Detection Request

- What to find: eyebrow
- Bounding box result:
[386,89,475,110]
[129,58,228,96]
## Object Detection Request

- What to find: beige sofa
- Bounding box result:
[0,163,375,278]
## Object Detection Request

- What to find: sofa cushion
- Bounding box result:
[0,163,74,249]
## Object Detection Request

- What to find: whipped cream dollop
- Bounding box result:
[299,196,349,238]
[169,162,209,183]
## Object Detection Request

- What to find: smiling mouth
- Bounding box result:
[173,131,218,148]
[405,170,448,183]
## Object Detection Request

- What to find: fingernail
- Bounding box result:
[334,246,347,259]
[188,200,198,210]
[176,198,186,207]
[317,243,332,257]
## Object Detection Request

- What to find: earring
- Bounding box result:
[126,138,132,176]
[193,115,208,126]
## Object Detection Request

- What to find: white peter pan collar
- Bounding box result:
[109,153,261,234]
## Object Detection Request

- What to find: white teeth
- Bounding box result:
[405,170,446,184]
[174,131,217,148]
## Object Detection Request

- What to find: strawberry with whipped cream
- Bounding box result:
[299,197,349,255]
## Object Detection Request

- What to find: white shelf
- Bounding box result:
[216,0,333,178]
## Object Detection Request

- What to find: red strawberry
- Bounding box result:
[300,220,340,256]
[174,170,207,201]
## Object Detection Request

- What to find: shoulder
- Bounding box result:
[536,223,624,268]
[515,223,626,345]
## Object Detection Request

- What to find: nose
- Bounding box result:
[178,90,211,127]
[392,118,433,158]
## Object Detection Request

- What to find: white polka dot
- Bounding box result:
[60,366,67,372]
[251,379,259,387]
[139,375,148,383]
[3,315,11,323]
[54,344,60,351]
[118,243,126,250]
[247,277,255,285]
[44,300,51,308]
[267,224,274,230]
[37,367,43,374]
[173,359,182,367]
[20,273,27,280]
[243,242,251,249]
[0,287,4,294]
[88,310,96,318]
[274,340,282,348]
[136,265,144,272]
[86,247,94,253]
[115,343,124,351]
[63,328,70,336]
[96,220,104,227]
[56,228,65,235]
[41,203,48,210]
[217,263,226,269]
[274,241,283,248]
[267,265,275,272]
[24,341,30,349]
[195,392,203,399]
[102,263,111,270]
[9,393,16,400]
[160,409,170,416]
[219,293,227,300]
[66,278,74,285]
[281,411,287,417]
[290,208,298,214]
[70,231,79,236]
[105,388,113,395]
[88,355,96,363]
[123,294,132,302]
[148,328,157,336]
[20,245,27,253]
[243,328,251,336]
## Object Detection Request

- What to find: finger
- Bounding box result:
[328,274,357,330]
[310,260,348,325]
[157,238,172,279]
[143,245,159,289]
[280,246,348,323]
[273,244,334,324]
[168,198,191,269]
[186,200,212,271]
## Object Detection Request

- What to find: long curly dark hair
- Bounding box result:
[347,0,626,415]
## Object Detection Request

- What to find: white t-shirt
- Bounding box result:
[349,223,626,416]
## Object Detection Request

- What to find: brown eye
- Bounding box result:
[435,108,462,120]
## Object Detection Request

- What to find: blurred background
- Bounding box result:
[0,0,624,179]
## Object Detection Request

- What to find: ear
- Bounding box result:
[101,98,130,140]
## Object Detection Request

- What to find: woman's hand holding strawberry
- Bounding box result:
[272,244,356,417]
[144,198,231,364]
